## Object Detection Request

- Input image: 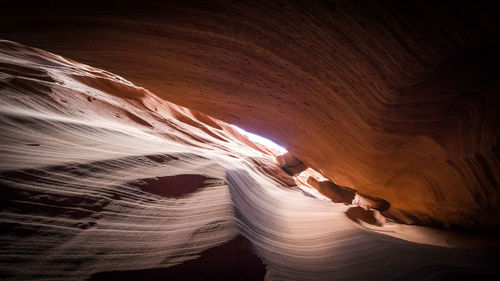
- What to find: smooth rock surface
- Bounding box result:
[1,1,498,229]
[307,176,356,204]
[276,152,307,176]
[1,41,499,280]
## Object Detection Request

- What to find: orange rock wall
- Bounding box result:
[1,0,499,229]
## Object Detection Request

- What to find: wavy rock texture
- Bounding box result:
[1,40,500,281]
[0,0,498,230]
[0,40,272,280]
[0,41,500,280]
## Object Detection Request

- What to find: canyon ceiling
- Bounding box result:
[1,0,499,231]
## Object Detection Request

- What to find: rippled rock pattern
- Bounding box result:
[1,40,499,280]
[0,1,498,230]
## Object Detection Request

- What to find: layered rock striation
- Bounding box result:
[1,40,500,280]
[1,1,498,230]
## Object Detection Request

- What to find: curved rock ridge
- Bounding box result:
[1,40,499,280]
[0,41,500,280]
[88,235,267,281]
[0,40,274,280]
[1,0,498,230]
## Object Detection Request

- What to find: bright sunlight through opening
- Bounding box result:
[233,125,287,154]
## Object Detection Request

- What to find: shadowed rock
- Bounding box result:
[307,176,391,211]
[353,193,390,211]
[307,177,356,204]
[129,174,225,198]
[346,206,386,226]
[1,38,500,281]
[88,235,266,281]
[276,152,307,176]
[2,1,498,230]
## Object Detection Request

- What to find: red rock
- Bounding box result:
[353,193,390,211]
[346,206,386,227]
[307,177,356,204]
[276,152,307,176]
[250,157,297,187]
[1,1,499,230]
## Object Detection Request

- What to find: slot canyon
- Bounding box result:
[0,1,499,280]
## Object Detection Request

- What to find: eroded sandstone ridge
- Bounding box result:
[0,1,498,230]
[1,40,500,281]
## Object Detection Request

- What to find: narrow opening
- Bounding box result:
[232,125,287,154]
[232,125,331,201]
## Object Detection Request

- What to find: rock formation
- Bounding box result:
[345,206,386,227]
[307,176,356,204]
[1,39,499,281]
[1,0,498,230]
[0,40,274,279]
[276,152,307,175]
